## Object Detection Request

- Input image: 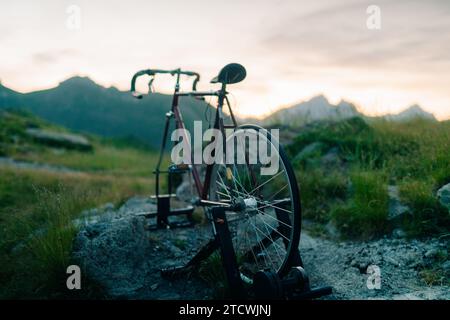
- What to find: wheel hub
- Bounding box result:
[243,197,258,211]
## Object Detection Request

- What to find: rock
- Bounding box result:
[26,128,92,151]
[384,256,401,267]
[358,262,369,273]
[392,287,450,300]
[176,166,205,202]
[176,179,194,202]
[0,156,80,174]
[320,147,342,167]
[150,283,159,291]
[118,196,156,216]
[437,183,450,210]
[325,221,340,239]
[442,261,450,274]
[404,252,423,268]
[101,202,115,212]
[388,186,410,221]
[293,142,325,164]
[392,228,406,239]
[424,249,439,259]
[72,212,152,298]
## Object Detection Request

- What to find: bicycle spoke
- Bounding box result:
[258,201,293,215]
[247,216,277,270]
[265,184,288,202]
[255,214,284,263]
[247,169,285,195]
[254,207,293,229]
[209,126,300,277]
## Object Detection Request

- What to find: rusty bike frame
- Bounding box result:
[130,68,239,204]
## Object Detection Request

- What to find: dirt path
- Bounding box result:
[73,197,449,300]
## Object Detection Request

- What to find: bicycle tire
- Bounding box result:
[208,124,302,278]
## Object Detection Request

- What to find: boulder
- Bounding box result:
[437,183,450,211]
[293,142,325,165]
[72,198,156,298]
[388,185,410,221]
[26,128,92,151]
[320,147,342,167]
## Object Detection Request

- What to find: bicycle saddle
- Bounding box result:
[211,63,246,84]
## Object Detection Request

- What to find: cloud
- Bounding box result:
[32,49,79,65]
[260,0,450,72]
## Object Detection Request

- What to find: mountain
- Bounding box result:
[262,95,438,127]
[384,104,437,122]
[264,95,361,126]
[0,77,212,147]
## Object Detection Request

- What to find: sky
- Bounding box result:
[0,0,449,120]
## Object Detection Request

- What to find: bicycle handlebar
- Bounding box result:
[130,68,200,99]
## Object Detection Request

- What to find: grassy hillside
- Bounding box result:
[286,117,450,239]
[1,109,449,298]
[0,110,162,298]
[0,77,213,147]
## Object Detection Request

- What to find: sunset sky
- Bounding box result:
[1,0,449,119]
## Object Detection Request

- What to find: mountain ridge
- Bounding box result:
[0,76,213,147]
[261,94,437,126]
[0,78,439,147]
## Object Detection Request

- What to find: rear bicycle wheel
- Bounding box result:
[209,124,302,278]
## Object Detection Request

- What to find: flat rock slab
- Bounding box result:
[26,128,92,151]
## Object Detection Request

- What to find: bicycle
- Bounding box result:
[130,63,302,280]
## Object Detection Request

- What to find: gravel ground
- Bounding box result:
[300,232,449,300]
[73,196,450,300]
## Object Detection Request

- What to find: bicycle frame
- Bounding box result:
[151,70,238,202]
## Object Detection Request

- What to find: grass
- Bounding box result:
[419,248,449,286]
[288,117,450,239]
[16,145,160,177]
[0,167,152,298]
[398,179,449,237]
[1,108,166,178]
[296,168,348,223]
[331,171,390,239]
[0,110,160,298]
[198,252,228,299]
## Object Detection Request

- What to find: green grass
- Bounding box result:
[296,168,348,223]
[0,168,152,298]
[0,110,161,298]
[16,145,160,177]
[331,171,390,239]
[1,109,166,178]
[198,253,228,299]
[398,179,449,237]
[288,117,450,239]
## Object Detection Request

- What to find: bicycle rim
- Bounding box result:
[209,124,301,278]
